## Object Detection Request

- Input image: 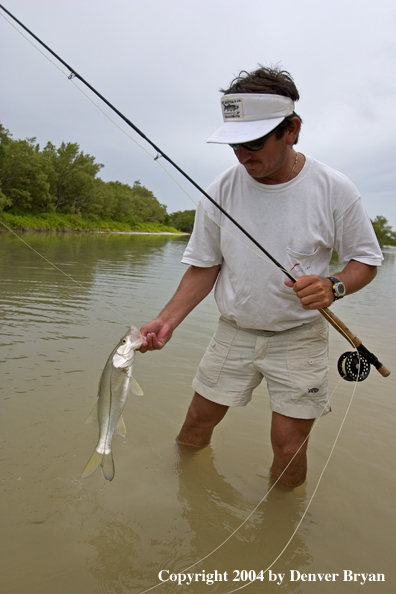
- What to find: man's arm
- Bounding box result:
[139,264,221,352]
[284,260,377,310]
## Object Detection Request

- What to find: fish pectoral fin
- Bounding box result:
[81,449,102,479]
[131,376,144,396]
[102,453,115,481]
[116,415,127,438]
[85,403,99,427]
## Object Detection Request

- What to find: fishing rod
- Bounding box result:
[1,4,390,381]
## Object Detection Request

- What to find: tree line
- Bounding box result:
[1,123,395,244]
[0,123,195,232]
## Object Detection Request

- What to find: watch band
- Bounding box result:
[328,276,346,300]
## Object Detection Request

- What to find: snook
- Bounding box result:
[81,325,144,481]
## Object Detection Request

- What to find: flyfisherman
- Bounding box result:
[139,66,383,487]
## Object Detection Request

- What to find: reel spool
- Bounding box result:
[337,351,370,382]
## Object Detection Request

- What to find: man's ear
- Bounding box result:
[285,117,301,146]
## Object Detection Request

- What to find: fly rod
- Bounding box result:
[1,4,390,381]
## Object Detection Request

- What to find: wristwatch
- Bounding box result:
[328,276,346,300]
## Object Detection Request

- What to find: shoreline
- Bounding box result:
[0,226,189,236]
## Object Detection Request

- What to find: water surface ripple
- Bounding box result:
[1,233,395,594]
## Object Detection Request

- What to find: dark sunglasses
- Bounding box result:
[229,126,278,152]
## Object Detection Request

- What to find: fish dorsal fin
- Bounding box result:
[85,403,99,426]
[131,376,144,396]
[116,415,127,437]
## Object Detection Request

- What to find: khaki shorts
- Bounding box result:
[192,316,330,419]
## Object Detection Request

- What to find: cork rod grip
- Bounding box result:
[377,364,391,378]
[319,307,361,348]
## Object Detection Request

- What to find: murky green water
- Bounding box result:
[1,232,395,594]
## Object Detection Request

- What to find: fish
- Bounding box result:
[81,325,144,481]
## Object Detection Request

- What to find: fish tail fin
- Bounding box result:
[101,453,115,481]
[81,449,102,479]
[81,450,115,481]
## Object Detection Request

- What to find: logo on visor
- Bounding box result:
[221,98,244,120]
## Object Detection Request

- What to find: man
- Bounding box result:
[139,66,382,487]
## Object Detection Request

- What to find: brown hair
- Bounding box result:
[221,65,302,142]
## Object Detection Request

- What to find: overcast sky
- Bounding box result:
[1,0,396,227]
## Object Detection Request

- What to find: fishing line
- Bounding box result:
[4,3,391,385]
[0,9,67,77]
[2,4,391,378]
[67,70,362,355]
[135,368,364,594]
[0,6,302,348]
[0,220,132,325]
[65,73,293,275]
[3,212,350,591]
[0,7,284,274]
[0,9,375,594]
[0,8,360,356]
[0,4,295,284]
[222,367,361,594]
[0,8,290,303]
[0,9,157,161]
[69,77,295,279]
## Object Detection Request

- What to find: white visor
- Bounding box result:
[207,93,295,144]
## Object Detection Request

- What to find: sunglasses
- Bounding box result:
[229,127,278,152]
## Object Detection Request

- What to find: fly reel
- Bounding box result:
[337,351,370,382]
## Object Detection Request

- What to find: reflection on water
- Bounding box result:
[173,445,311,594]
[1,233,395,594]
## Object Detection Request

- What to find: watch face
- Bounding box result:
[329,277,345,299]
[335,282,346,297]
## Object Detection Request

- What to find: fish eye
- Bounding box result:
[122,339,126,343]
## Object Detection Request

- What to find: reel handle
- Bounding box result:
[319,307,391,378]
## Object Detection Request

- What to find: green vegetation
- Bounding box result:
[371,215,396,247]
[2,123,395,244]
[0,211,179,233]
[0,123,195,233]
[167,210,196,233]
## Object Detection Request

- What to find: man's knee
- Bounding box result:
[273,439,304,462]
[271,412,314,465]
[185,392,228,429]
[177,393,228,448]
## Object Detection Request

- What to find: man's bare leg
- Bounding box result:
[177,392,229,448]
[270,411,315,487]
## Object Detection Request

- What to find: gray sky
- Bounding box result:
[1,0,396,227]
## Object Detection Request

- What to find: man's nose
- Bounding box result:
[234,146,252,163]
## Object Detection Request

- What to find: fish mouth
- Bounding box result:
[113,327,144,368]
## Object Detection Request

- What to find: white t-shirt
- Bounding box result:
[182,156,383,331]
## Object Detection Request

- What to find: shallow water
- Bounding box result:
[1,232,395,594]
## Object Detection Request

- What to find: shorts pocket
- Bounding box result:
[286,322,329,402]
[198,320,238,385]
